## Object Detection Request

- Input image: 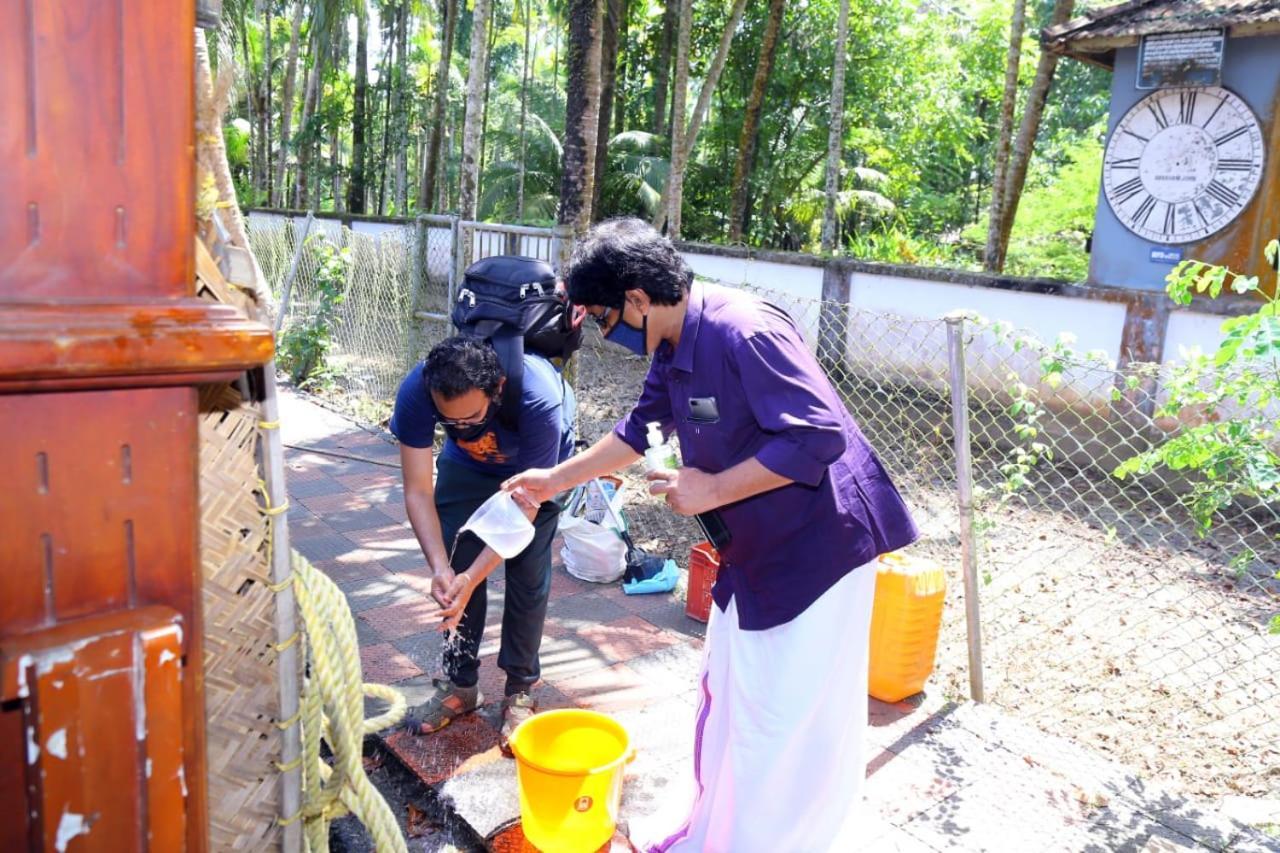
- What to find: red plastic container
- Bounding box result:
[685,542,720,622]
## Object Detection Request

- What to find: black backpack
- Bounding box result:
[452,255,584,428]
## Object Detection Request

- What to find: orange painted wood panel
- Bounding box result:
[141,622,188,850]
[0,607,190,852]
[0,0,194,299]
[0,388,198,631]
[0,300,274,386]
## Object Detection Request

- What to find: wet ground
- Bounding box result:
[281,389,1278,852]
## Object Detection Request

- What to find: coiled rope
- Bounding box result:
[257,428,409,852]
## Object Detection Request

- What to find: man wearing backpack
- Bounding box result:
[390,256,580,746]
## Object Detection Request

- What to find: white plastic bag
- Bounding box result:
[560,514,627,583]
[460,491,535,558]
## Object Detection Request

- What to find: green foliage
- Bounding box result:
[277,236,351,390]
[1114,242,1280,536]
[961,125,1103,281]
[223,0,1110,265]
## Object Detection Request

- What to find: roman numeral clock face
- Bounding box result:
[1103,86,1265,244]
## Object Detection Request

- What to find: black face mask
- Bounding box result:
[442,399,498,442]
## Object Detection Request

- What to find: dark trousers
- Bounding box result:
[434,456,559,696]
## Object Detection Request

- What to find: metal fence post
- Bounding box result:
[448,215,461,307]
[946,314,985,703]
[552,223,573,275]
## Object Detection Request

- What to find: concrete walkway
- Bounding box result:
[279,389,1277,852]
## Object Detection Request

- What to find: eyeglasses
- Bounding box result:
[437,398,494,428]
[590,306,617,332]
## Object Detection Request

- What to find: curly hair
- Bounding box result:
[424,336,504,400]
[565,217,692,309]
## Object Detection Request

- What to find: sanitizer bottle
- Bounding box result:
[644,422,679,472]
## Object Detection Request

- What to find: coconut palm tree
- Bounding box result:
[821,0,851,254]
[728,0,786,243]
[558,0,602,242]
[419,0,459,211]
[983,0,1027,271]
[459,0,493,220]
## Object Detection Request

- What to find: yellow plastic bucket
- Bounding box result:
[507,709,634,852]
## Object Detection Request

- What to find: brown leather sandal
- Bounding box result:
[401,678,482,735]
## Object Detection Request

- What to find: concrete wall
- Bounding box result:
[245,210,1249,407]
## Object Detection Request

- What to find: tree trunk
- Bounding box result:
[330,125,343,211]
[653,0,675,138]
[479,2,498,204]
[821,0,850,254]
[982,0,1026,272]
[459,0,493,221]
[593,0,624,220]
[274,0,305,207]
[727,0,785,243]
[995,0,1074,270]
[614,0,628,136]
[392,1,410,213]
[559,0,603,236]
[419,0,459,211]
[649,0,747,234]
[294,23,325,210]
[656,0,691,236]
[263,0,274,203]
[517,0,534,221]
[238,3,259,192]
[348,2,370,213]
[682,0,746,161]
[378,36,395,215]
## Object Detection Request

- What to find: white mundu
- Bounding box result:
[649,560,878,853]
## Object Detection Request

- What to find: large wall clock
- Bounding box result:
[1102,85,1264,245]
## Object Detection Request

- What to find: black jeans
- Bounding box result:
[434,456,559,696]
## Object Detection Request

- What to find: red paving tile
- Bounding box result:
[549,567,598,600]
[383,714,502,786]
[312,557,391,586]
[396,569,437,599]
[361,597,446,641]
[343,523,417,548]
[299,491,373,514]
[575,615,681,664]
[376,503,410,523]
[289,516,341,540]
[360,642,425,684]
[551,662,659,714]
[336,471,403,492]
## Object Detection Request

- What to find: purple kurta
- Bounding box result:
[615,281,918,630]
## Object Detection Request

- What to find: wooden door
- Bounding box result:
[0,2,272,849]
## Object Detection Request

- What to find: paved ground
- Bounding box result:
[279,389,1277,852]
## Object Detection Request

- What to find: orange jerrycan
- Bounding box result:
[867,551,946,702]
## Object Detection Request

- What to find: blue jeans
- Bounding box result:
[434,456,559,696]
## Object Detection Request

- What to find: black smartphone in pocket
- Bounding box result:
[696,509,732,551]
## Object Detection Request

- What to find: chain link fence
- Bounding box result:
[245,211,1280,802]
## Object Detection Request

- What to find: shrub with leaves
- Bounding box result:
[278,236,351,390]
[1114,240,1280,634]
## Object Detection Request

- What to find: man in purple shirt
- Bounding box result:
[506,218,917,851]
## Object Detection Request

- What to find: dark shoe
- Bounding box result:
[401,678,482,735]
[499,692,537,756]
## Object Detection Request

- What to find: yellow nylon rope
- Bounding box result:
[258,437,409,852]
